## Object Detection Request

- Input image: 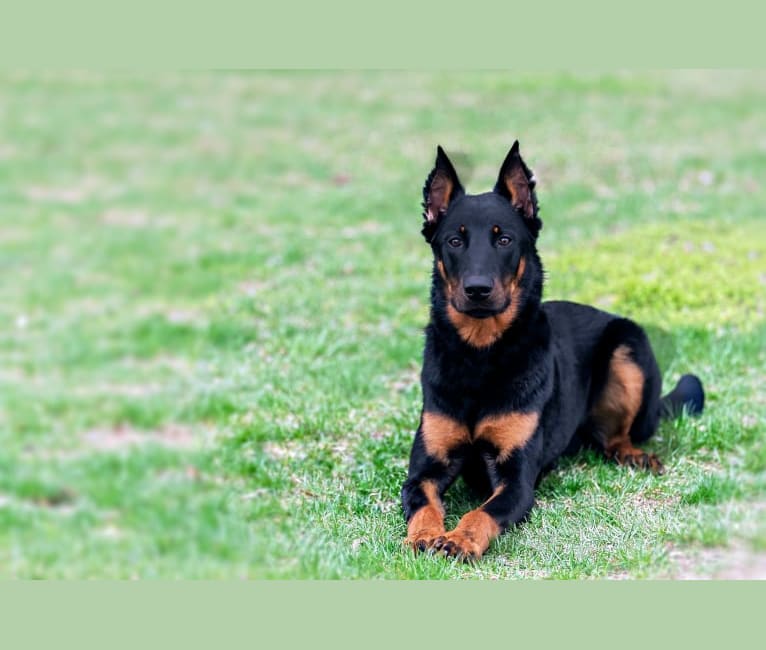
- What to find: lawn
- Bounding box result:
[0,70,764,578]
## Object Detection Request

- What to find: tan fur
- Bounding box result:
[436,259,453,289]
[405,480,445,546]
[421,412,470,464]
[445,257,526,349]
[475,411,539,462]
[436,509,501,558]
[592,344,643,445]
[590,344,663,471]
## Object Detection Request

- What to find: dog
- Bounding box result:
[401,142,705,560]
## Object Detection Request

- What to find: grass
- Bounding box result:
[0,70,764,578]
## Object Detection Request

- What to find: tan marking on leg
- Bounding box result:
[434,508,501,560]
[601,346,642,424]
[592,345,663,473]
[446,257,526,349]
[433,483,506,559]
[593,344,643,446]
[475,411,539,462]
[405,480,446,549]
[420,412,470,464]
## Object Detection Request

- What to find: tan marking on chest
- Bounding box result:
[474,411,539,462]
[421,412,470,464]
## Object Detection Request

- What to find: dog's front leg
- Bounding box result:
[401,412,468,552]
[433,438,541,561]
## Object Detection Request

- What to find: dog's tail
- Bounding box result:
[659,374,705,419]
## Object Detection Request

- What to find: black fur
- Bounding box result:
[401,143,705,560]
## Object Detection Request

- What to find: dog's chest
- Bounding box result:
[438,357,530,420]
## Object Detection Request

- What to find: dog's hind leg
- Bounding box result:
[589,319,664,474]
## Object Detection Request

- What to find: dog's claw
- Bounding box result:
[612,447,665,475]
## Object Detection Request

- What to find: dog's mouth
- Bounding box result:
[451,298,510,319]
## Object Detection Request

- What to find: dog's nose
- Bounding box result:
[464,276,494,301]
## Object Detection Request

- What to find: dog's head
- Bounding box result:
[421,143,542,339]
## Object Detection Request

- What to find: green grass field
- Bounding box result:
[0,71,764,578]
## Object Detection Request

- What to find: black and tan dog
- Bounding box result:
[401,142,705,560]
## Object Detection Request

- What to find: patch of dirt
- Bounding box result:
[128,355,193,373]
[263,440,306,462]
[240,488,270,501]
[96,524,124,540]
[72,382,163,398]
[164,309,202,325]
[154,465,202,483]
[82,424,199,452]
[101,209,150,227]
[238,280,267,297]
[666,544,766,579]
[23,175,104,204]
[625,492,681,514]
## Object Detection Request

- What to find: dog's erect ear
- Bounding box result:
[494,141,542,237]
[422,146,464,242]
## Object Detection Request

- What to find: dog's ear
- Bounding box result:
[494,141,542,237]
[422,146,464,242]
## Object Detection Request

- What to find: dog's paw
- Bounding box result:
[431,531,484,562]
[405,529,444,553]
[612,449,665,475]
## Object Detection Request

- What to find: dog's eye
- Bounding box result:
[448,237,463,248]
[497,235,512,247]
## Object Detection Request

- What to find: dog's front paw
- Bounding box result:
[611,448,665,475]
[405,529,445,553]
[431,530,484,561]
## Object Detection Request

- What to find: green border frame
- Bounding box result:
[1,0,764,645]
[2,582,764,645]
[0,1,764,67]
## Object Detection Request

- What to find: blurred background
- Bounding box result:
[0,71,764,578]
